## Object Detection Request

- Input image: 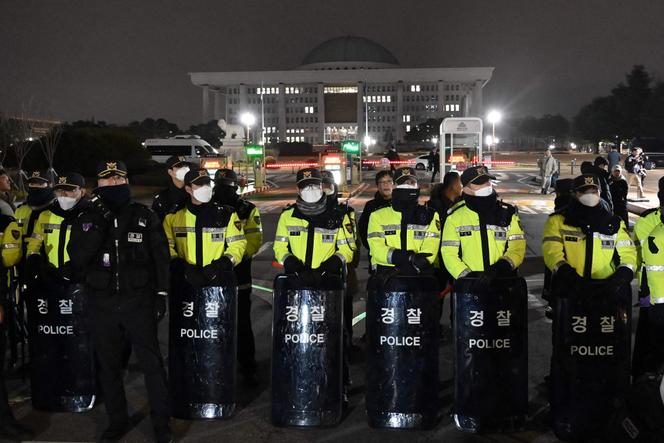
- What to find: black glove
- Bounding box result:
[410,253,432,273]
[284,255,305,275]
[298,269,321,287]
[155,293,167,322]
[320,255,343,275]
[170,257,186,274]
[474,259,512,290]
[203,256,233,282]
[611,266,634,286]
[391,250,413,267]
[184,263,207,287]
[555,263,579,287]
[25,254,42,281]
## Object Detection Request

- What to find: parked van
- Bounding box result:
[143,135,219,164]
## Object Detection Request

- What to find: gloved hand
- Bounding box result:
[170,257,186,274]
[298,269,321,287]
[610,266,634,286]
[184,263,207,287]
[474,259,512,290]
[555,263,579,287]
[320,255,343,275]
[25,254,42,281]
[155,292,167,322]
[283,255,305,275]
[391,250,413,267]
[203,256,233,282]
[410,253,432,273]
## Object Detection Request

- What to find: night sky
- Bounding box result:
[2,0,663,128]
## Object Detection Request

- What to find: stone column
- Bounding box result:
[213,89,225,120]
[239,84,248,116]
[395,81,404,143]
[278,83,287,142]
[438,81,446,118]
[202,86,211,123]
[469,80,483,118]
[317,83,325,144]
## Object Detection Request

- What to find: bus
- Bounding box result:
[143,135,219,164]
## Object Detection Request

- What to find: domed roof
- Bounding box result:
[300,36,399,67]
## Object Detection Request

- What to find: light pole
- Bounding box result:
[240,112,262,187]
[240,112,256,144]
[487,110,502,154]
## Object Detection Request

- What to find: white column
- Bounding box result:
[469,80,483,117]
[395,81,404,143]
[202,86,211,123]
[213,89,224,120]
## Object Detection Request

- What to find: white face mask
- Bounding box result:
[57,196,78,210]
[300,187,323,203]
[396,183,418,189]
[175,166,190,182]
[471,185,494,197]
[578,193,600,207]
[193,185,213,203]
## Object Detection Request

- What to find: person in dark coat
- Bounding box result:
[609,164,629,225]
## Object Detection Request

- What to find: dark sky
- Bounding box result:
[2,0,663,128]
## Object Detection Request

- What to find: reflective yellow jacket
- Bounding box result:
[163,202,247,267]
[1,217,22,268]
[273,205,355,269]
[641,222,664,304]
[235,200,262,259]
[15,204,43,253]
[542,213,636,279]
[634,207,661,290]
[441,200,526,279]
[367,205,440,267]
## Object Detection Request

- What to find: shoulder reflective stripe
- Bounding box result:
[543,236,563,243]
[275,235,289,242]
[314,227,338,235]
[244,227,262,234]
[441,240,460,246]
[560,229,584,238]
[287,226,307,233]
[407,224,429,231]
[173,227,195,233]
[226,234,246,243]
[616,240,634,247]
[202,227,226,233]
[382,224,401,231]
[644,265,664,272]
[367,232,385,239]
[652,297,664,304]
[507,234,526,240]
[501,256,516,269]
[594,232,618,241]
[458,268,471,278]
[424,232,440,238]
[0,243,19,249]
[486,224,508,233]
[456,225,480,232]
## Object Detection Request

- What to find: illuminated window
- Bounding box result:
[410,85,421,92]
[324,86,358,94]
[402,115,411,122]
[406,125,411,132]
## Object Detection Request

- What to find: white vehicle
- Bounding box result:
[143,135,219,164]
[414,154,431,170]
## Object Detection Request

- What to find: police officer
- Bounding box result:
[0,213,32,441]
[25,173,89,280]
[632,176,664,379]
[273,168,355,401]
[211,168,260,386]
[441,166,526,286]
[151,155,191,221]
[68,161,171,443]
[15,171,55,256]
[542,173,636,288]
[358,170,393,251]
[367,167,439,274]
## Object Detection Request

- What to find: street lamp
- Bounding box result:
[240,112,256,143]
[487,110,502,154]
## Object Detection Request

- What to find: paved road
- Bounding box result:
[7,168,644,442]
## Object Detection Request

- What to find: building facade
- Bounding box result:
[189,36,493,146]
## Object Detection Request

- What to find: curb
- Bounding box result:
[240,185,270,196]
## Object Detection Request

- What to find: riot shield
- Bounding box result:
[27,277,96,412]
[271,274,344,427]
[551,278,631,441]
[453,276,528,433]
[169,271,238,419]
[365,274,440,429]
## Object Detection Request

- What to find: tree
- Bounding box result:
[611,65,652,140]
[641,82,664,139]
[37,124,63,181]
[187,120,225,147]
[572,96,618,149]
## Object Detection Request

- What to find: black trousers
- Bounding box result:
[88,301,169,431]
[235,259,256,376]
[0,319,13,423]
[633,305,664,379]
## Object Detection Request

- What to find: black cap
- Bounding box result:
[554,178,573,194]
[460,166,496,186]
[184,168,212,186]
[26,170,51,185]
[296,168,322,188]
[573,173,600,191]
[375,170,393,184]
[320,170,335,185]
[393,167,417,185]
[97,160,128,178]
[166,155,190,170]
[214,168,238,186]
[54,173,85,189]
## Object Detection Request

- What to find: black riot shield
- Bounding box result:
[27,277,96,412]
[169,271,238,419]
[271,274,344,427]
[453,276,528,433]
[551,279,631,441]
[365,274,440,429]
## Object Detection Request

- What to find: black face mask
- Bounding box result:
[27,187,55,208]
[213,183,239,203]
[96,184,131,211]
[391,187,420,211]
